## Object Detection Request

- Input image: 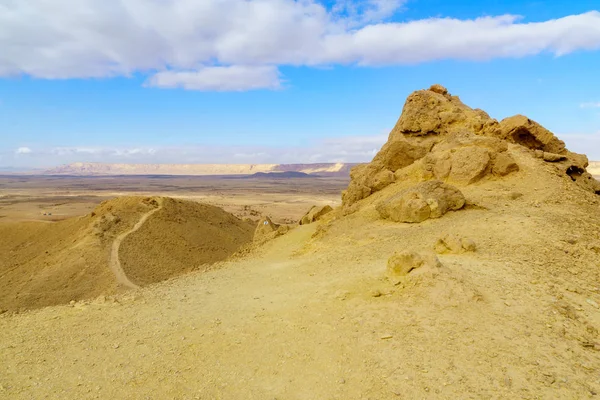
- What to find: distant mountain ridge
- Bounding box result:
[41,162,359,177]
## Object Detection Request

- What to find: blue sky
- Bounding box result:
[1,0,599,169]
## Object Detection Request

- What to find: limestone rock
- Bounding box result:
[299,205,333,225]
[342,181,372,207]
[534,150,544,159]
[461,238,477,252]
[387,251,441,281]
[254,216,279,242]
[542,152,567,162]
[390,85,500,139]
[447,147,492,185]
[371,139,430,172]
[342,84,599,210]
[369,169,396,192]
[434,234,477,254]
[376,181,465,223]
[498,115,566,154]
[492,152,519,176]
[573,172,600,194]
[429,84,449,95]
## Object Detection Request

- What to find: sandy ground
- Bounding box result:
[2,174,600,399]
[1,159,600,399]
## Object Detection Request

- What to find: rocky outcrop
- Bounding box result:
[342,84,599,210]
[434,234,477,254]
[390,85,500,140]
[498,115,566,154]
[299,205,333,225]
[254,216,278,241]
[253,216,291,244]
[387,251,441,284]
[376,181,465,223]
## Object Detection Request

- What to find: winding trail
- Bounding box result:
[109,202,163,289]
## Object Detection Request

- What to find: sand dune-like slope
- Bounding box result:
[1,85,600,399]
[120,197,255,286]
[0,197,254,311]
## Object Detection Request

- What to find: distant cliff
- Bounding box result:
[590,161,600,177]
[42,162,359,177]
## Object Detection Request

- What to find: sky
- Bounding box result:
[1,0,600,169]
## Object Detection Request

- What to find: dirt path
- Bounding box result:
[108,202,162,289]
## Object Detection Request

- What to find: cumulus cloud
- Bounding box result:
[146,66,282,91]
[15,147,32,154]
[0,1,599,90]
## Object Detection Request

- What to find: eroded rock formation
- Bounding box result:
[342,85,600,212]
[299,205,333,225]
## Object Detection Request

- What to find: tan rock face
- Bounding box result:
[447,147,492,185]
[254,216,292,244]
[376,181,465,223]
[254,216,279,241]
[371,139,430,171]
[492,153,519,176]
[391,86,500,139]
[299,205,333,225]
[542,152,567,162]
[498,115,566,154]
[342,84,598,210]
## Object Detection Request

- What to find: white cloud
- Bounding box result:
[0,134,388,167]
[146,66,282,91]
[580,102,600,108]
[0,1,599,90]
[15,147,32,154]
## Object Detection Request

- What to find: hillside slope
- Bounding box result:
[120,198,255,286]
[0,197,254,311]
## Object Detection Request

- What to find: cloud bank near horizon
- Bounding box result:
[5,131,600,170]
[3,134,388,169]
[1,1,600,91]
